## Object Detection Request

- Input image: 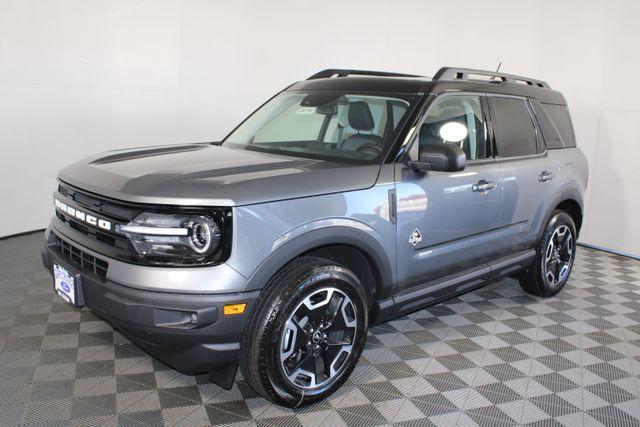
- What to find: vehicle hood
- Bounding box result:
[58,143,380,206]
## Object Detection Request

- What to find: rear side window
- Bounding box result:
[542,103,576,148]
[489,97,538,157]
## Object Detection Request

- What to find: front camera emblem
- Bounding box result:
[409,229,422,246]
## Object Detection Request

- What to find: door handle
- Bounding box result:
[538,171,554,182]
[472,180,497,193]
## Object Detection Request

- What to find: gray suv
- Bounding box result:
[42,67,588,406]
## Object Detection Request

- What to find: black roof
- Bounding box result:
[288,67,567,105]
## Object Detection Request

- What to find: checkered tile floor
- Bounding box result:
[2,232,640,426]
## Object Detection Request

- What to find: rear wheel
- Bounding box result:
[519,210,577,297]
[240,257,368,407]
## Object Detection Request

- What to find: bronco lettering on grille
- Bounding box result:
[54,198,112,231]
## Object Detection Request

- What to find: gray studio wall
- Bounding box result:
[1,0,639,257]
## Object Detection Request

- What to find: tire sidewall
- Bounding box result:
[537,211,577,294]
[265,266,368,405]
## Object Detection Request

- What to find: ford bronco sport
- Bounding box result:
[42,67,588,406]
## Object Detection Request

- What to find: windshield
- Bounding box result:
[223,91,416,163]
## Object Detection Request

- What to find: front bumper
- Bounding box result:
[41,229,259,377]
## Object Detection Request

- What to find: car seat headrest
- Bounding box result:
[348,101,375,131]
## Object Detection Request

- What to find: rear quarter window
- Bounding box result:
[532,101,576,149]
[530,100,562,149]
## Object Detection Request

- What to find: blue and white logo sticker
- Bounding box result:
[409,229,422,246]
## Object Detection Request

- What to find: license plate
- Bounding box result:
[53,263,77,305]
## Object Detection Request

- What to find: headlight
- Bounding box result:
[116,212,222,264]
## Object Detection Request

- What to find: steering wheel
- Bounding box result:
[355,143,383,158]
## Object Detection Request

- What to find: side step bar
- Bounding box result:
[372,249,536,324]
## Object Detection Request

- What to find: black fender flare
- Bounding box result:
[242,226,395,299]
[537,184,584,243]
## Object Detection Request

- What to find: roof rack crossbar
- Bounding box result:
[433,67,550,89]
[307,68,422,80]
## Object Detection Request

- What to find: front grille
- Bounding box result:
[52,233,108,279]
[55,184,136,258]
[58,184,139,220]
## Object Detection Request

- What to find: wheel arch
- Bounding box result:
[538,186,584,243]
[555,198,583,235]
[242,226,395,300]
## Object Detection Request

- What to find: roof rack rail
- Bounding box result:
[307,69,422,80]
[433,67,550,89]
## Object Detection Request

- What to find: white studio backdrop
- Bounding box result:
[1,0,638,257]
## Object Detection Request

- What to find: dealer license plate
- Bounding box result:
[53,263,77,305]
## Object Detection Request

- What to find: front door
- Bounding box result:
[395,94,502,290]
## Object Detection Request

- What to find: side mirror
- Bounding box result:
[410,144,466,173]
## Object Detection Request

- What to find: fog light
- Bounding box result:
[224,303,246,315]
[190,313,198,325]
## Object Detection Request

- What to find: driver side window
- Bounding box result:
[418,95,488,160]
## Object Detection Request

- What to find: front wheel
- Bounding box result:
[519,210,577,297]
[239,257,368,407]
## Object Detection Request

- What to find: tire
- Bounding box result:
[519,210,577,297]
[239,257,369,407]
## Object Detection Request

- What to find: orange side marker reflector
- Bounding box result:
[224,303,247,315]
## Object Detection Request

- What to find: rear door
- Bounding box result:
[395,93,503,290]
[488,95,560,255]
